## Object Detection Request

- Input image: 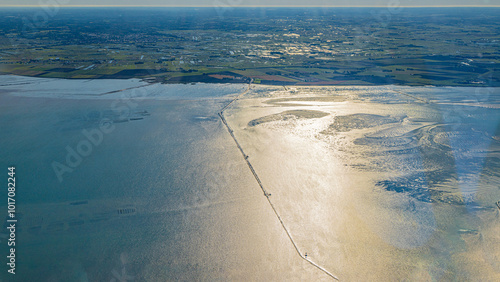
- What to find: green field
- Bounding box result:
[0,8,498,86]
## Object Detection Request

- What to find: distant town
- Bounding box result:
[0,8,498,86]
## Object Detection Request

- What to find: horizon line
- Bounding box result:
[1,5,499,8]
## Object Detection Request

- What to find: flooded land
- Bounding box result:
[225,84,500,280]
[0,75,499,280]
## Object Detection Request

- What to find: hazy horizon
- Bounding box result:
[1,0,499,7]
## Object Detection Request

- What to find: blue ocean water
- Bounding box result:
[0,76,311,281]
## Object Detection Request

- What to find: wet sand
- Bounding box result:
[1,76,499,280]
[225,84,500,280]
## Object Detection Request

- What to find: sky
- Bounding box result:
[0,0,499,7]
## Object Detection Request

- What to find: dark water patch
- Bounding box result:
[166,74,250,84]
[100,69,168,78]
[69,200,88,206]
[259,80,297,85]
[377,176,433,202]
[56,108,152,132]
[399,169,461,203]
[374,165,482,205]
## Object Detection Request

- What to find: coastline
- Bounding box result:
[0,73,497,87]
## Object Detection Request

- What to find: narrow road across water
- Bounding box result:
[218,82,340,280]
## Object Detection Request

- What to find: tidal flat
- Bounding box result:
[225,84,500,280]
[0,75,499,280]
